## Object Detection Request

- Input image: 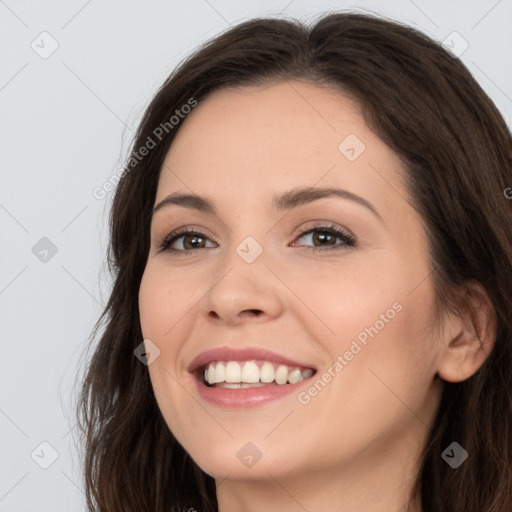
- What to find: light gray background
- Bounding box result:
[1,1,511,510]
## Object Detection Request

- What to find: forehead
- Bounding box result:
[165,80,365,170]
[156,80,406,213]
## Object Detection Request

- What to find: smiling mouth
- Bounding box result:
[198,359,317,388]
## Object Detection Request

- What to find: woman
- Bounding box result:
[76,11,512,512]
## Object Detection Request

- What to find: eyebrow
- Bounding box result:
[152,186,384,223]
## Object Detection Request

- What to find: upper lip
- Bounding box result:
[187,347,317,374]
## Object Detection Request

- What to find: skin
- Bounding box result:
[138,80,496,512]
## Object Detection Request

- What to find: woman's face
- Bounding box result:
[139,80,444,484]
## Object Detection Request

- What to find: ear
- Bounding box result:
[436,281,497,383]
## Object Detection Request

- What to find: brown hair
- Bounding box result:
[75,11,512,512]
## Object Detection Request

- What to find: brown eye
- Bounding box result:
[158,223,356,255]
[292,224,356,251]
[159,228,216,253]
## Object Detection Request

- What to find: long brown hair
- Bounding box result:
[75,11,512,512]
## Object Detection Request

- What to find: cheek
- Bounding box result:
[292,257,439,404]
[138,266,185,386]
[138,271,165,339]
[138,266,193,442]
[324,282,439,429]
[138,264,192,340]
[279,258,402,346]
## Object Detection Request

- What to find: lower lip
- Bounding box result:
[190,372,314,409]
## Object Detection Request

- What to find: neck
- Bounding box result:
[215,425,426,512]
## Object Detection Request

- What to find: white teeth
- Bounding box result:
[202,360,314,386]
[214,362,226,383]
[274,365,289,385]
[241,361,260,383]
[260,361,274,383]
[225,361,242,383]
[287,368,302,384]
[207,363,215,384]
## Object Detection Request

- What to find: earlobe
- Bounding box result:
[435,282,497,383]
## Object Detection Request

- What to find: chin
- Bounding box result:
[183,438,286,480]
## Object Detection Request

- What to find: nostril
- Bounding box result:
[243,309,263,316]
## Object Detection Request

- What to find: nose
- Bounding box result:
[200,255,283,326]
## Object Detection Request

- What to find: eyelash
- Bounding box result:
[157,223,356,256]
